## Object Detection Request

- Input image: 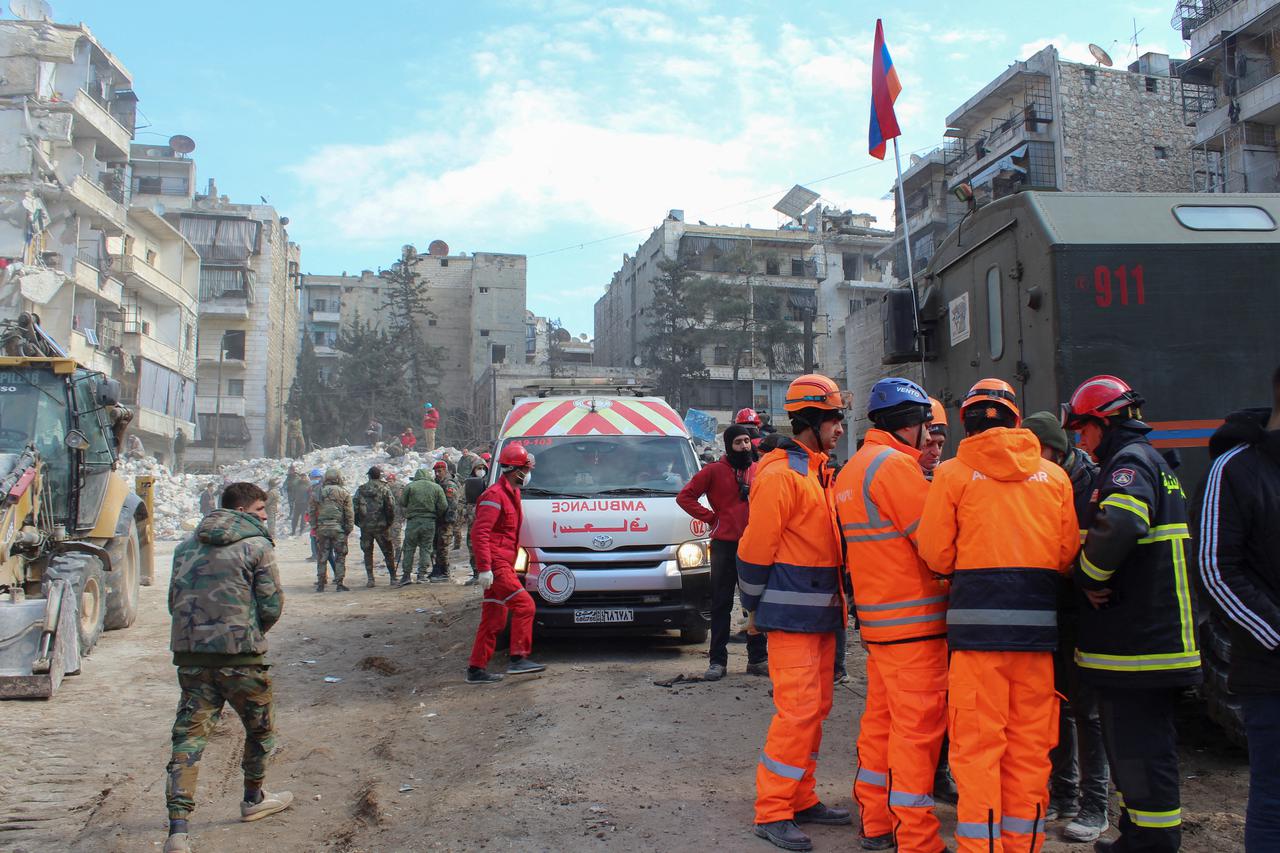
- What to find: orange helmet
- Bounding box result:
[960,378,1020,422]
[928,397,949,435]
[784,374,851,414]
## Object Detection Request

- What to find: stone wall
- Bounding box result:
[1057,59,1195,193]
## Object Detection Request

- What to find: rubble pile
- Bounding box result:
[120,445,463,540]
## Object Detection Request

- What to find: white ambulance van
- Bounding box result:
[496,393,711,642]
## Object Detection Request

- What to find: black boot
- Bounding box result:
[794,802,851,825]
[753,820,812,851]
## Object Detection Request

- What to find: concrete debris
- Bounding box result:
[120,445,465,540]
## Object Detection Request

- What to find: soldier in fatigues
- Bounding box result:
[354,466,397,586]
[386,472,406,568]
[398,467,446,585]
[309,468,354,592]
[164,482,292,853]
[432,460,461,583]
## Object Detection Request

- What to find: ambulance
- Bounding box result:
[495,393,711,642]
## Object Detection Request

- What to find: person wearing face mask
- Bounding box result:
[835,377,948,853]
[466,444,543,684]
[677,424,767,681]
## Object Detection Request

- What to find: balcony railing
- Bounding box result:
[130,175,190,196]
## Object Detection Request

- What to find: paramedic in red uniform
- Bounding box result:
[466,444,544,684]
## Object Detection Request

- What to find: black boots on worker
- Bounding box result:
[754,819,812,851]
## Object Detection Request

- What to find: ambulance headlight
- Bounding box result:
[514,547,529,574]
[677,540,710,570]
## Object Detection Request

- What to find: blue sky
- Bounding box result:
[50,0,1185,335]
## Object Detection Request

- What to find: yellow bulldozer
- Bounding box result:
[0,314,153,698]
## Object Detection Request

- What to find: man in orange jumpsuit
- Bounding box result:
[739,374,851,852]
[836,377,949,853]
[918,379,1079,853]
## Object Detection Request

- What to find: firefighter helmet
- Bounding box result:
[1061,375,1144,428]
[784,374,851,414]
[498,443,535,468]
[734,407,763,427]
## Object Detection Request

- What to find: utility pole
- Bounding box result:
[211,331,226,471]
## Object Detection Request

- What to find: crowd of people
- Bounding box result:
[154,372,1280,853]
[679,370,1279,853]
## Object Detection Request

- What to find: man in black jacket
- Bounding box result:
[1195,368,1280,852]
[1063,376,1200,853]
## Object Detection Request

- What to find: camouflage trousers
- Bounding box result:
[402,518,437,578]
[434,522,457,574]
[166,664,275,819]
[315,531,348,584]
[390,520,404,565]
[359,527,396,578]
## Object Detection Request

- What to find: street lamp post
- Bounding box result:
[211,331,227,471]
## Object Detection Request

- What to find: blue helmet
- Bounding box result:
[309,467,323,479]
[867,377,929,416]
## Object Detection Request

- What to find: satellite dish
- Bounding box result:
[10,0,52,21]
[632,355,642,367]
[168,134,196,154]
[427,240,449,257]
[1088,43,1114,67]
[279,216,289,226]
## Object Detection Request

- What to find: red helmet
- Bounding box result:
[498,443,535,468]
[480,452,492,461]
[734,407,762,427]
[1062,375,1144,428]
[433,460,447,470]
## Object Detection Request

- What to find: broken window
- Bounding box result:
[766,258,780,276]
[491,344,507,364]
[790,259,805,276]
[841,253,861,281]
[222,330,246,361]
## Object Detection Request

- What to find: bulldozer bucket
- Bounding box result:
[0,579,80,699]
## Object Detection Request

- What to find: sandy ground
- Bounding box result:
[0,533,1251,853]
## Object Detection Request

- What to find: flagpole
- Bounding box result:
[891,136,926,385]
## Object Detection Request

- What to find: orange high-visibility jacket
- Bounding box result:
[918,427,1079,651]
[835,429,948,644]
[738,439,846,633]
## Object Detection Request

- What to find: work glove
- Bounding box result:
[478,571,494,590]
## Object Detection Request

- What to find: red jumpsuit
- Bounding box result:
[468,475,536,668]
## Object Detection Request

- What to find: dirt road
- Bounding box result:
[0,533,1250,852]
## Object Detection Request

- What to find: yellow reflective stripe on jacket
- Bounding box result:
[1173,538,1196,653]
[1100,493,1151,525]
[1074,649,1201,672]
[1079,551,1114,582]
[1126,806,1182,828]
[1136,523,1190,544]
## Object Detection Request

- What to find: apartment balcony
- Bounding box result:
[115,254,196,309]
[64,174,127,230]
[57,89,133,160]
[132,406,195,442]
[198,296,251,319]
[195,395,246,417]
[122,330,185,373]
[314,345,339,357]
[310,309,341,324]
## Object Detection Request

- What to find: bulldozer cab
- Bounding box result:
[0,359,120,533]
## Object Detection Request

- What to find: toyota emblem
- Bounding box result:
[590,534,615,550]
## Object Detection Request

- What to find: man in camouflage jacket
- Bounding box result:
[354,466,397,587]
[164,482,291,853]
[309,467,354,592]
[398,467,446,585]
[432,460,462,582]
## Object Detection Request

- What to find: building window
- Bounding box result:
[440,258,448,267]
[765,258,780,276]
[986,265,1003,360]
[1145,76,1158,93]
[428,318,438,326]
[222,330,246,360]
[480,329,490,337]
[479,287,489,293]
[841,252,861,281]
[790,258,805,276]
[227,379,245,397]
[313,330,325,344]
[491,344,507,364]
[1154,146,1168,160]
[713,345,730,366]
[1083,68,1096,86]
[145,248,158,266]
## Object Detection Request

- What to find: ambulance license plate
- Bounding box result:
[573,608,634,624]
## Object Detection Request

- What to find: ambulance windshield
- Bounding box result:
[504,435,698,497]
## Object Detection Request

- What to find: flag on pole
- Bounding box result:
[868,18,902,160]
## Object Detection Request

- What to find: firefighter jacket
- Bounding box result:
[1195,409,1280,694]
[1075,427,1202,688]
[737,438,845,633]
[472,475,524,574]
[676,457,756,542]
[834,429,947,644]
[919,427,1078,652]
